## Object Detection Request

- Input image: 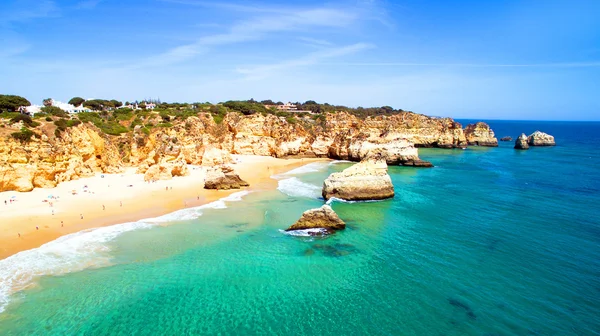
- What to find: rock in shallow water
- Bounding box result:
[528,131,556,146]
[286,204,346,232]
[514,133,529,150]
[322,155,394,201]
[500,136,512,141]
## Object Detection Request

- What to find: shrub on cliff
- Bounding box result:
[10,114,37,127]
[222,100,267,115]
[41,106,69,118]
[11,127,36,142]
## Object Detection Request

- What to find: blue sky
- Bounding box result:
[1,0,599,120]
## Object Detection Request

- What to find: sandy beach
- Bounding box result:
[0,155,327,260]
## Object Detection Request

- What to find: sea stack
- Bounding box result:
[464,122,499,147]
[286,205,346,233]
[322,153,394,201]
[500,136,512,142]
[341,132,433,167]
[514,134,529,150]
[204,165,249,190]
[528,131,556,146]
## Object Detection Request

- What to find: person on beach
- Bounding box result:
[103,205,105,210]
[80,214,83,219]
[120,201,122,207]
[4,200,6,205]
[18,233,20,237]
[36,226,39,230]
[61,221,64,227]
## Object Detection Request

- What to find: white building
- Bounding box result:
[23,100,91,115]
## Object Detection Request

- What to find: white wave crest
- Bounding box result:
[279,228,328,237]
[145,191,250,223]
[220,190,250,202]
[0,221,152,313]
[277,178,321,199]
[0,190,251,314]
[329,160,352,165]
[281,162,328,176]
[325,197,383,205]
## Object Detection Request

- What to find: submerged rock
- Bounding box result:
[464,122,498,147]
[514,134,529,150]
[204,165,249,190]
[500,136,512,142]
[322,154,394,201]
[286,204,346,233]
[528,131,556,146]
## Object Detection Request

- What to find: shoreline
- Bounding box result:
[0,155,329,260]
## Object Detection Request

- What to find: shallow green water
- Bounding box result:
[1,121,599,335]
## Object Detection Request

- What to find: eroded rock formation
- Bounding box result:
[528,131,556,146]
[204,165,249,190]
[286,204,346,233]
[500,136,512,141]
[0,111,496,192]
[322,155,394,201]
[514,133,529,150]
[464,122,498,147]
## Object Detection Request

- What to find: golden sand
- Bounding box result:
[0,155,327,259]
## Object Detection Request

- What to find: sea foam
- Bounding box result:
[0,221,151,313]
[0,190,251,314]
[277,177,322,199]
[271,162,328,179]
[279,228,328,237]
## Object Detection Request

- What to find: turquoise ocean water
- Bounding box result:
[1,120,599,335]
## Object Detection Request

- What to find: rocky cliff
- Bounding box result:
[286,205,346,233]
[0,111,495,192]
[322,155,395,201]
[528,131,555,146]
[464,122,498,147]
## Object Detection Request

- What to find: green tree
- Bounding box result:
[0,95,31,112]
[110,100,123,108]
[68,97,85,106]
[83,100,104,111]
[41,106,69,117]
[43,98,53,107]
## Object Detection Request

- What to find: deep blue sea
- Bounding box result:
[0,120,599,335]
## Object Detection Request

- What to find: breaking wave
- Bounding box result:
[279,228,328,237]
[277,178,321,199]
[0,190,250,314]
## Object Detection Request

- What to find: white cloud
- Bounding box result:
[236,43,375,80]
[128,4,359,68]
[298,37,333,47]
[0,0,59,24]
[322,62,600,68]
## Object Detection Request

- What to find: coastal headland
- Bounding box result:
[0,99,500,258]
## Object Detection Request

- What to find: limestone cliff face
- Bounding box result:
[322,155,395,201]
[286,205,346,232]
[464,122,499,147]
[528,131,555,146]
[0,124,123,192]
[0,111,494,192]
